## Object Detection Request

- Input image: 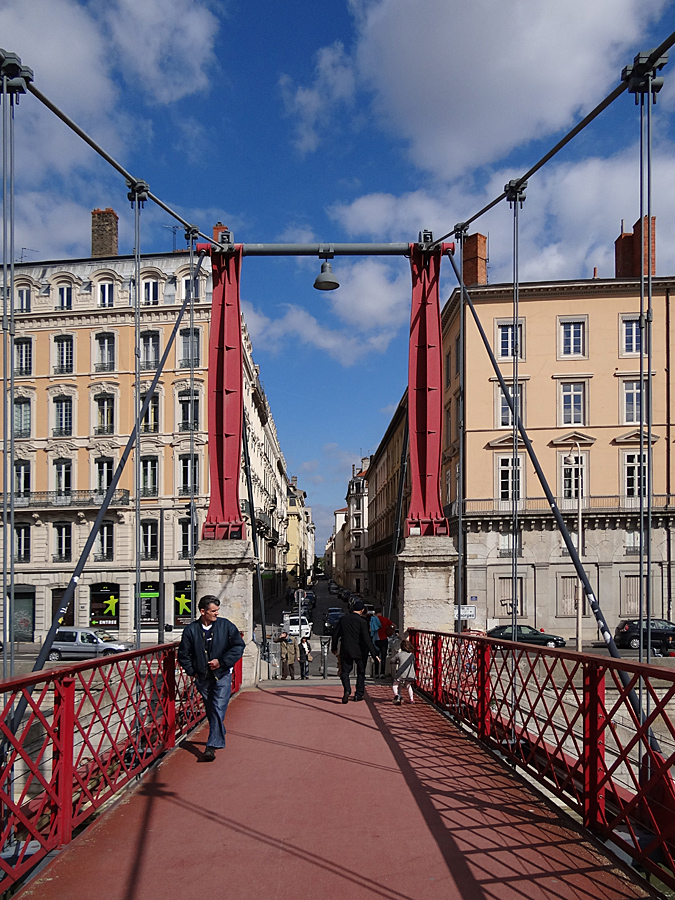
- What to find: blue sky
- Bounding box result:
[4,0,675,547]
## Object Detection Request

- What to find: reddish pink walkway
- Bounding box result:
[18,684,651,900]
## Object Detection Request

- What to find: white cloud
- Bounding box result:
[280,41,356,153]
[328,258,411,331]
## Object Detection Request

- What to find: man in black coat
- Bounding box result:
[331,599,380,703]
[178,595,245,761]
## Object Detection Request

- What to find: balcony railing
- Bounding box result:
[13,428,30,439]
[52,427,72,437]
[94,424,114,435]
[178,487,199,496]
[14,552,30,563]
[453,494,674,516]
[94,550,114,562]
[140,360,159,371]
[178,422,199,432]
[7,489,130,508]
[52,552,72,563]
[139,487,158,498]
[140,551,158,561]
[178,358,200,368]
[140,422,159,434]
[177,550,193,560]
[53,365,73,375]
[14,366,31,377]
[95,361,115,372]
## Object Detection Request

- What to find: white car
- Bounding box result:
[285,615,312,639]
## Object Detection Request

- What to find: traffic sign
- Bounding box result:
[454,605,477,620]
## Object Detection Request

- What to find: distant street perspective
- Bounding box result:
[3,3,675,899]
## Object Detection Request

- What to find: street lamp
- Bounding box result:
[563,441,583,652]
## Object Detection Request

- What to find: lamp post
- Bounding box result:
[564,441,583,652]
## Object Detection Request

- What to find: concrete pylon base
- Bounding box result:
[194,538,258,687]
[396,536,458,635]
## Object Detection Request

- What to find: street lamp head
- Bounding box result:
[313,260,339,291]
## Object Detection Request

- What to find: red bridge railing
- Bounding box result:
[0,643,242,892]
[410,629,675,889]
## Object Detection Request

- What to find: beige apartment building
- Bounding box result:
[441,221,675,638]
[286,476,315,589]
[1,210,293,642]
[343,458,370,594]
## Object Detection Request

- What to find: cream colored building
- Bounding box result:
[344,458,370,595]
[1,211,292,642]
[286,476,315,589]
[441,223,675,638]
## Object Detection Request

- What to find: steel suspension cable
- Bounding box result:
[431,30,675,246]
[446,250,661,751]
[188,232,197,621]
[456,230,465,621]
[510,195,520,644]
[8,85,15,677]
[134,192,142,649]
[646,75,654,670]
[1,75,8,681]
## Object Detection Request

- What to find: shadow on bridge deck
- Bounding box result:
[17,684,654,900]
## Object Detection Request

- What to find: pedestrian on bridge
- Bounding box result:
[331,599,380,703]
[275,630,300,679]
[178,595,246,762]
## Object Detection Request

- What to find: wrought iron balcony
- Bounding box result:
[95,361,115,373]
[14,552,30,563]
[14,366,31,377]
[178,358,200,369]
[52,553,72,563]
[140,487,158,498]
[8,488,130,509]
[140,421,159,433]
[13,428,30,439]
[52,427,72,437]
[177,550,194,560]
[178,487,199,496]
[453,494,674,517]
[94,424,114,435]
[140,550,158,561]
[139,360,158,371]
[178,422,199,432]
[94,550,114,562]
[54,304,72,311]
[53,365,74,375]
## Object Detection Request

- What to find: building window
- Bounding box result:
[623,379,646,424]
[53,396,73,437]
[183,276,200,300]
[94,522,114,561]
[14,338,32,376]
[140,331,160,370]
[355,555,361,569]
[53,522,72,562]
[140,520,158,560]
[625,530,645,556]
[179,518,198,559]
[497,576,523,617]
[559,318,586,358]
[557,576,583,617]
[621,574,640,616]
[54,458,72,496]
[95,393,114,435]
[14,524,30,563]
[96,457,113,493]
[624,452,646,498]
[354,515,361,529]
[498,382,523,428]
[14,399,31,438]
[354,496,361,511]
[16,287,31,313]
[455,335,460,374]
[54,335,74,375]
[179,329,200,368]
[141,393,159,433]
[140,456,158,497]
[499,531,522,557]
[445,402,452,446]
[178,390,199,431]
[143,279,159,306]
[561,453,586,501]
[622,317,641,355]
[561,382,586,426]
[56,285,72,311]
[95,333,115,372]
[497,322,524,360]
[445,350,451,387]
[99,282,114,308]
[15,460,30,497]
[354,534,361,548]
[497,455,522,502]
[179,454,199,495]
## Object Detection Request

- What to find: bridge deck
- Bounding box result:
[17,683,652,900]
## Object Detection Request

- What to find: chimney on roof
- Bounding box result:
[462,232,487,286]
[615,216,655,278]
[91,208,118,258]
[291,475,297,487]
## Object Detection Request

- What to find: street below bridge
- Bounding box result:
[16,678,656,900]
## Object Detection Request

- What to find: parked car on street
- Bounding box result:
[329,583,339,595]
[487,624,566,648]
[324,609,344,635]
[285,615,312,639]
[48,628,134,661]
[614,618,675,652]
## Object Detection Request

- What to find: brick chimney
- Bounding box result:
[462,232,487,286]
[91,208,118,258]
[615,216,655,277]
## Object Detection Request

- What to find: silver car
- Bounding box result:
[48,627,133,661]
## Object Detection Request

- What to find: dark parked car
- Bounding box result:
[614,618,675,652]
[324,609,344,635]
[487,624,566,648]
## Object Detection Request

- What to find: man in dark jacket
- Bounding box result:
[331,599,379,703]
[178,595,245,761]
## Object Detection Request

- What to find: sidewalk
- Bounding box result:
[17,683,653,900]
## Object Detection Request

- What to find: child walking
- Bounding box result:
[392,638,416,705]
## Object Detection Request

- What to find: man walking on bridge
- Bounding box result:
[178,595,245,761]
[331,599,380,703]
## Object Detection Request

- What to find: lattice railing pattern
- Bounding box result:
[411,629,675,889]
[0,643,209,892]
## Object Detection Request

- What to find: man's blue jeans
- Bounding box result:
[195,671,232,749]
